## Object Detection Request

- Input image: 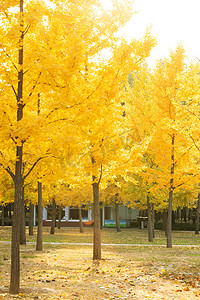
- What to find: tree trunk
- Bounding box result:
[79,206,84,233]
[4,205,8,218]
[195,196,200,235]
[147,195,153,242]
[162,211,168,235]
[29,202,34,236]
[177,207,181,220]
[152,203,155,238]
[188,209,192,222]
[155,211,159,222]
[58,206,62,229]
[9,203,12,219]
[10,0,24,291]
[166,134,175,248]
[36,181,43,251]
[20,186,26,245]
[172,210,176,227]
[183,207,187,223]
[93,180,101,260]
[167,191,173,248]
[115,202,121,232]
[50,199,56,234]
[1,205,5,227]
[10,146,23,294]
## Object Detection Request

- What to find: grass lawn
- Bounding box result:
[1,226,200,245]
[0,226,199,299]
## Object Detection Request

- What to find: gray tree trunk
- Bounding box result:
[152,203,155,238]
[9,203,12,219]
[172,210,176,227]
[1,205,5,227]
[167,190,173,248]
[177,207,181,220]
[29,202,34,236]
[147,195,153,242]
[162,211,168,236]
[115,202,121,232]
[50,199,56,234]
[10,146,23,294]
[166,134,175,248]
[9,0,24,292]
[183,207,187,223]
[58,206,62,229]
[36,181,43,251]
[79,206,84,233]
[195,197,200,235]
[93,180,101,260]
[20,186,26,245]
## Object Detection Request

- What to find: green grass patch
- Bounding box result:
[0,226,200,245]
[21,254,36,259]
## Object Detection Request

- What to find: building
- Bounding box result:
[42,205,139,228]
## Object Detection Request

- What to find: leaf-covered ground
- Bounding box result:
[0,227,200,299]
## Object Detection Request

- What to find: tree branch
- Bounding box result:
[0,162,15,181]
[45,102,82,120]
[189,134,200,151]
[23,24,31,36]
[26,72,42,101]
[98,165,103,184]
[23,58,40,75]
[11,85,18,101]
[0,45,18,72]
[175,173,198,189]
[23,157,44,180]
[174,143,194,166]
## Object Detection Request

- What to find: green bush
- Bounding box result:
[154,222,199,231]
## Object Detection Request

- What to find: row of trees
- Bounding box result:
[0,0,156,294]
[0,0,200,295]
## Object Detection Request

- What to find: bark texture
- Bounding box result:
[147,196,153,242]
[115,202,121,232]
[58,206,62,229]
[93,180,101,260]
[36,181,43,251]
[1,205,4,227]
[10,146,22,294]
[29,202,34,236]
[10,0,24,292]
[166,134,175,248]
[195,197,200,235]
[20,186,26,245]
[152,203,155,238]
[162,211,168,236]
[50,199,56,234]
[79,207,84,233]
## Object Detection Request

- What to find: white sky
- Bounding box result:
[44,0,200,66]
[119,0,200,66]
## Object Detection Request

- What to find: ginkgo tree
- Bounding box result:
[0,0,67,292]
[146,46,200,247]
[117,65,158,241]
[0,172,14,226]
[44,13,156,259]
[119,46,200,246]
[175,60,200,234]
[0,0,157,293]
[79,30,156,258]
[0,0,108,293]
